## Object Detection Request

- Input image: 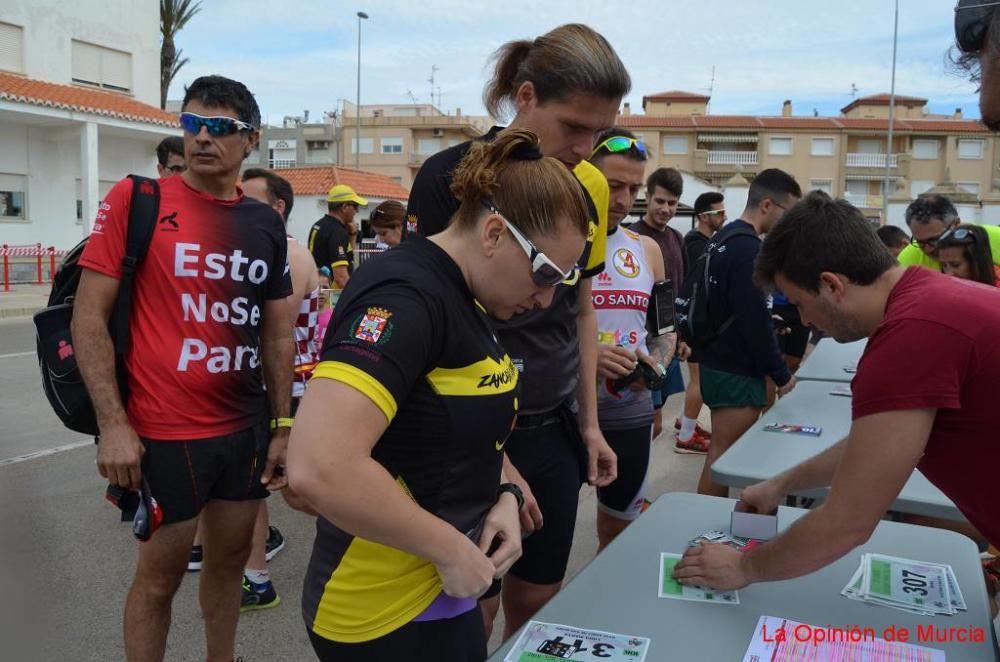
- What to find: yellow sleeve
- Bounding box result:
[312,360,398,422]
[572,160,609,277]
[896,243,939,270]
[982,224,1000,265]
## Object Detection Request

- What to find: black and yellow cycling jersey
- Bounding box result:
[302,234,520,644]
[308,214,353,274]
[406,125,608,414]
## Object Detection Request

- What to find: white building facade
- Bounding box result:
[0,0,177,250]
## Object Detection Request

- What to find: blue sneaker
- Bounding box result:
[240,576,280,613]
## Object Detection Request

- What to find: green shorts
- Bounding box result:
[699,365,767,409]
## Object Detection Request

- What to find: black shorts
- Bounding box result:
[596,425,653,520]
[773,303,810,359]
[140,419,271,525]
[307,607,485,662]
[504,408,584,585]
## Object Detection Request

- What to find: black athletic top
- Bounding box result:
[683,228,711,268]
[406,126,609,414]
[697,220,791,387]
[308,214,353,274]
[302,235,519,643]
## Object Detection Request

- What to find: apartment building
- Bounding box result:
[619,91,999,225]
[0,0,175,249]
[253,102,491,189]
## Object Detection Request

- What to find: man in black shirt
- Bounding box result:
[407,23,629,640]
[696,169,801,497]
[675,191,727,452]
[684,192,726,265]
[308,184,366,288]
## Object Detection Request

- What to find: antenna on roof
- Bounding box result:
[428,65,439,107]
[406,89,418,105]
[702,65,716,113]
[850,83,859,98]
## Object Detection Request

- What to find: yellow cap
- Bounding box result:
[326,184,368,206]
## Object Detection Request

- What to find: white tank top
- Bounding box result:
[593,226,656,427]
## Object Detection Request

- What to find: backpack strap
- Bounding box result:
[112,175,160,357]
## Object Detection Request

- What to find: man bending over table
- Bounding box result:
[673,191,999,589]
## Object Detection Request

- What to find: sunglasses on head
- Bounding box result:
[938,227,976,243]
[179,112,256,137]
[955,1,1000,53]
[590,135,648,159]
[482,199,575,287]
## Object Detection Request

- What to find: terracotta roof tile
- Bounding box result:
[903,119,991,134]
[618,116,696,128]
[857,93,928,104]
[758,117,842,129]
[0,71,177,126]
[692,116,763,129]
[274,166,409,200]
[617,113,990,134]
[643,90,711,102]
[841,93,928,114]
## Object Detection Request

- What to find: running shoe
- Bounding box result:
[674,417,712,439]
[674,428,711,455]
[265,526,285,561]
[187,545,203,572]
[241,576,281,613]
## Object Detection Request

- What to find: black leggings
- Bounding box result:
[307,608,486,662]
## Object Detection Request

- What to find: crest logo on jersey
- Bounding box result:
[613,248,640,278]
[353,307,394,344]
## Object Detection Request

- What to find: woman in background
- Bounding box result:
[936,224,1000,286]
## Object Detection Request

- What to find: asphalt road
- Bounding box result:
[0,317,700,660]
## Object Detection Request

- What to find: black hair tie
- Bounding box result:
[509,141,543,161]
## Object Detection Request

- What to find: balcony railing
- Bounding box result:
[705,150,758,166]
[269,159,297,168]
[842,193,885,209]
[846,153,898,168]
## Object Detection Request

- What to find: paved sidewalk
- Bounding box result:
[0,283,50,319]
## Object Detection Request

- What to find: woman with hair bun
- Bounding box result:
[287,129,589,661]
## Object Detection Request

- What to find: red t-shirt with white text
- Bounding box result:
[79,176,291,440]
[852,267,1000,546]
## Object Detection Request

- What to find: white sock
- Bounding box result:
[679,416,698,441]
[245,568,270,585]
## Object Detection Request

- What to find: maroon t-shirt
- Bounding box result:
[852,267,1000,546]
[629,218,688,289]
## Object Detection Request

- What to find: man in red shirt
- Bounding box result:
[73,75,293,662]
[673,191,1000,588]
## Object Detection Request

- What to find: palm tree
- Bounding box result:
[160,0,202,109]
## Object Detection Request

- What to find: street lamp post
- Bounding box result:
[882,0,898,225]
[355,11,369,172]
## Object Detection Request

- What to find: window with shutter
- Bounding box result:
[0,22,23,73]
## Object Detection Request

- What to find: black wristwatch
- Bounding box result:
[497,482,525,511]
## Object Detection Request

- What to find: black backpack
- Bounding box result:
[33,175,160,436]
[675,226,758,352]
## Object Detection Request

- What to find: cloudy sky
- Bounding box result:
[167,0,981,125]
